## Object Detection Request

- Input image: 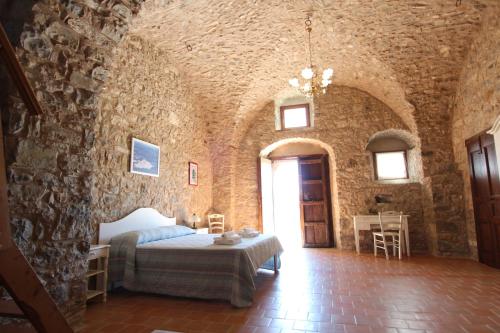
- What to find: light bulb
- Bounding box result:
[301,67,314,80]
[322,68,334,79]
[321,79,331,87]
[303,82,311,92]
[288,78,300,88]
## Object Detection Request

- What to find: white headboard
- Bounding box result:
[98,208,176,244]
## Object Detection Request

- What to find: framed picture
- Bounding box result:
[130,138,160,177]
[188,162,198,186]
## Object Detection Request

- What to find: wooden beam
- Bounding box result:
[0,299,24,318]
[0,23,42,116]
[0,120,72,332]
[0,323,37,333]
[256,157,263,233]
[0,246,74,333]
[0,108,12,252]
[0,22,72,333]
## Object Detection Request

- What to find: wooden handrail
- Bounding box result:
[0,102,12,252]
[0,23,42,116]
[0,299,25,318]
[0,22,72,332]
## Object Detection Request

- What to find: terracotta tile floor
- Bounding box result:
[79,249,500,333]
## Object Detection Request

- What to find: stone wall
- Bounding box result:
[404,65,470,258]
[452,11,500,259]
[0,0,496,326]
[0,0,151,324]
[1,0,213,322]
[2,2,123,323]
[91,35,212,231]
[229,86,427,253]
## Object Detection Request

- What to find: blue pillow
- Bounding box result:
[136,225,195,244]
[111,225,195,245]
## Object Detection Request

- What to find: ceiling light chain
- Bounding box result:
[306,18,313,68]
[288,17,334,99]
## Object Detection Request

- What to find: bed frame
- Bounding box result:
[98,208,176,245]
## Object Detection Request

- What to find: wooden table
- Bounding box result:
[86,244,110,303]
[353,215,410,256]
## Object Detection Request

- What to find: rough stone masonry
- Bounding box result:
[0,0,499,325]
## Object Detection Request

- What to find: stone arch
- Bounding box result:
[230,80,417,150]
[1,0,491,322]
[259,137,342,247]
[219,86,425,252]
[366,129,424,183]
[260,137,335,158]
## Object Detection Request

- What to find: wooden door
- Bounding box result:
[298,155,333,247]
[259,157,275,234]
[466,133,500,268]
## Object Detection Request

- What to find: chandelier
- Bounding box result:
[288,17,334,98]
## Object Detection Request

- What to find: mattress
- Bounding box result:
[108,228,283,307]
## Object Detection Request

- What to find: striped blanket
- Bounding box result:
[108,226,283,307]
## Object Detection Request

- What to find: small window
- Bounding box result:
[374,151,408,180]
[280,104,310,129]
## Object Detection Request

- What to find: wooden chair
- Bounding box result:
[373,211,404,260]
[208,214,224,234]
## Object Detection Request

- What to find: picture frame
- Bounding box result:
[188,162,198,186]
[130,138,160,177]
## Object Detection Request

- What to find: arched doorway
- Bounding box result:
[259,138,339,251]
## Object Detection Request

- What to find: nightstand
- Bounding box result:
[86,244,110,303]
[193,227,209,234]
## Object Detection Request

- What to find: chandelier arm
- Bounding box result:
[306,20,313,68]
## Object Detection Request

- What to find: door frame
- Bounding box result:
[466,132,485,262]
[257,157,263,232]
[465,130,499,267]
[257,153,335,247]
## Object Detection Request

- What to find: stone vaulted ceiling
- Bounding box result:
[129,0,497,151]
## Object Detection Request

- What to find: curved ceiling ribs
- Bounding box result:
[129,0,493,151]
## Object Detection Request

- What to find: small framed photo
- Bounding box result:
[130,138,160,177]
[188,162,198,186]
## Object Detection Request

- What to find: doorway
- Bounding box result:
[466,132,500,268]
[271,159,302,250]
[259,151,334,250]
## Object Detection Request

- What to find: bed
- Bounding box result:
[98,208,283,307]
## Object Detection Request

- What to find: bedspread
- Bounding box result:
[109,230,283,307]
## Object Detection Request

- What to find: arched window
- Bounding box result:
[367,137,411,180]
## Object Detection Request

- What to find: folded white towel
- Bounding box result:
[214,236,241,245]
[238,228,259,238]
[221,231,237,238]
[240,231,259,238]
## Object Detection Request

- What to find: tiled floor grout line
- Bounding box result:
[78,249,500,333]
